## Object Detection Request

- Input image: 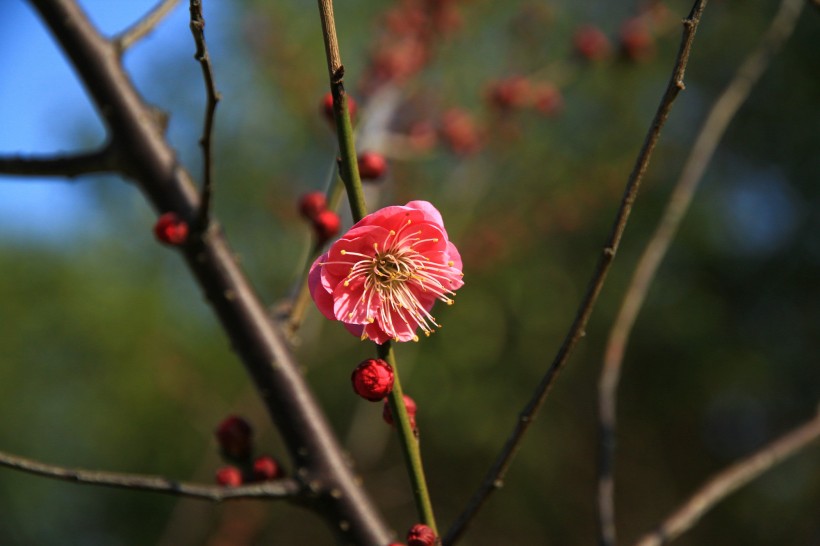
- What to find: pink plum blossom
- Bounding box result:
[309,201,464,344]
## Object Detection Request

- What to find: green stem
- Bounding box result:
[331,85,367,222]
[378,342,438,532]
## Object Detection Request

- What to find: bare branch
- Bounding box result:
[597,1,806,544]
[634,409,820,546]
[114,0,180,52]
[27,1,391,543]
[0,448,300,501]
[443,2,709,544]
[0,147,116,178]
[189,0,221,228]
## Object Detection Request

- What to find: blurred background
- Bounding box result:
[0,0,818,544]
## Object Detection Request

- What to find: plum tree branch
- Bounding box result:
[24,1,392,543]
[0,449,300,501]
[443,2,709,544]
[0,147,116,178]
[114,0,180,53]
[634,409,820,546]
[597,1,806,544]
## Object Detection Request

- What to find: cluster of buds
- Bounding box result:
[574,10,662,64]
[485,76,564,118]
[359,0,463,95]
[349,360,420,432]
[298,191,340,246]
[214,415,283,487]
[153,212,189,246]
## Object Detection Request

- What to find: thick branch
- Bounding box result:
[597,1,805,544]
[443,2,709,544]
[0,147,116,178]
[0,449,299,501]
[634,410,820,546]
[27,1,391,543]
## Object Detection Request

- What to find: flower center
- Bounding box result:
[373,250,415,285]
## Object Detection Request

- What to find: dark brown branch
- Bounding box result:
[0,449,299,501]
[634,410,820,546]
[597,1,805,544]
[189,0,221,228]
[26,1,391,543]
[0,147,116,178]
[443,2,709,544]
[114,0,180,53]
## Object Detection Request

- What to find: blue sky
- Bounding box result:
[0,1,204,243]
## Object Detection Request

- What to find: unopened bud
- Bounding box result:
[312,209,341,245]
[153,212,188,246]
[351,359,394,401]
[252,455,282,481]
[357,152,388,181]
[299,191,327,221]
[215,465,243,487]
[215,415,254,461]
[382,394,417,430]
[407,523,437,546]
[321,91,358,125]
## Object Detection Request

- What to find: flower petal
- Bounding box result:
[308,253,336,321]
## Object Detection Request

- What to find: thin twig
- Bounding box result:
[114,0,180,53]
[0,449,300,501]
[443,2,709,544]
[189,0,221,229]
[634,409,820,546]
[597,2,805,544]
[0,148,116,178]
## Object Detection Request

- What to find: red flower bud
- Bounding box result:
[215,415,254,461]
[573,25,611,61]
[153,212,188,246]
[619,18,654,61]
[357,152,388,181]
[299,191,327,221]
[382,394,417,428]
[321,91,358,125]
[351,359,394,401]
[440,108,482,155]
[486,76,531,111]
[312,209,341,245]
[407,523,437,546]
[252,455,282,481]
[532,83,564,117]
[215,465,243,487]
